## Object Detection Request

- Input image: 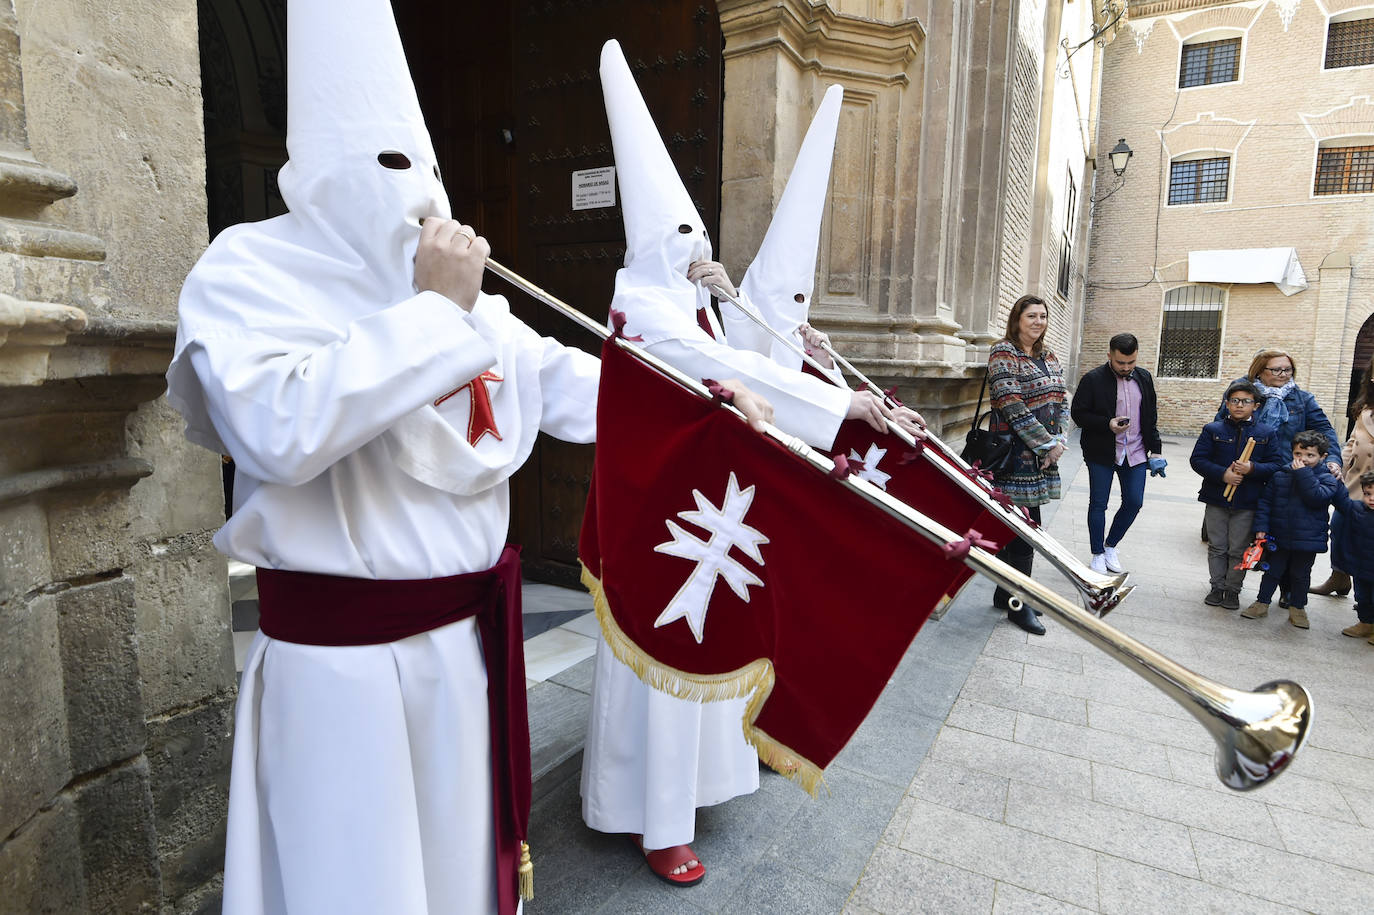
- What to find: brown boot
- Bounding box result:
[1309,571,1352,596]
[1288,606,1310,629]
[1341,622,1374,638]
[1240,601,1269,619]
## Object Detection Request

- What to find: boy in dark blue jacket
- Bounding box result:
[1243,431,1341,628]
[1190,381,1282,609]
[1332,470,1374,646]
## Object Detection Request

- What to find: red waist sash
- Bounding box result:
[255,546,530,915]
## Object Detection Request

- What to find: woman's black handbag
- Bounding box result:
[961,370,1021,475]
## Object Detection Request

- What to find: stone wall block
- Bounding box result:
[126,398,229,541]
[55,576,146,774]
[146,695,233,901]
[0,795,89,915]
[133,540,235,716]
[74,756,162,914]
[0,592,70,841]
[46,486,132,580]
[18,0,207,323]
[0,500,51,601]
[166,875,223,915]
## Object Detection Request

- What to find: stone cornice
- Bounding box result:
[0,154,78,207]
[719,0,924,86]
[0,458,154,508]
[0,215,105,260]
[1129,0,1250,20]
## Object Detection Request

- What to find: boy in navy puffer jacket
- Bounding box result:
[1332,470,1374,646]
[1244,431,1341,628]
[1190,381,1282,610]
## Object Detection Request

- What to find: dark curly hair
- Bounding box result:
[1291,430,1328,457]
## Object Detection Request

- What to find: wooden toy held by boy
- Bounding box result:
[1243,430,1342,628]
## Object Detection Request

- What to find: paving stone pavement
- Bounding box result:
[850,434,1374,915]
[526,435,1374,913]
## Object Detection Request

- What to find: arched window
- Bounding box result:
[1178,30,1242,87]
[1325,9,1374,70]
[1159,285,1225,378]
[1168,152,1230,205]
[1314,136,1374,195]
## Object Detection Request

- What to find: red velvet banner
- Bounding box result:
[828,421,1017,604]
[579,340,975,789]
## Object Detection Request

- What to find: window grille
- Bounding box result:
[1178,38,1240,87]
[1159,286,1223,378]
[1314,144,1374,195]
[1325,17,1374,69]
[1168,156,1230,205]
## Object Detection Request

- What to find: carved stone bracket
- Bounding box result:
[719,0,924,86]
[0,290,88,385]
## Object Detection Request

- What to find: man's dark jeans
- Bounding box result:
[1086,459,1146,555]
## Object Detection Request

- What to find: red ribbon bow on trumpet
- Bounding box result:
[941,528,998,561]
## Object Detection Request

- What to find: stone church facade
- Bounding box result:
[0,2,1109,909]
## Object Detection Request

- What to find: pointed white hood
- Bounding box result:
[168,0,543,497]
[731,84,844,370]
[276,0,449,301]
[600,39,715,345]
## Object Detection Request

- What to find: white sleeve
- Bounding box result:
[187,291,498,486]
[645,336,850,450]
[535,338,600,444]
[717,290,775,358]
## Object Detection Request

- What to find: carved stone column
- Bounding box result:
[717,2,931,360]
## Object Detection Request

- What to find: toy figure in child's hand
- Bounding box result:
[1234,534,1276,571]
[1147,456,1167,477]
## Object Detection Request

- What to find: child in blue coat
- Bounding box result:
[1190,381,1282,609]
[1332,470,1374,646]
[1244,431,1341,628]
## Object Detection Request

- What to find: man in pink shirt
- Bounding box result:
[1071,333,1164,573]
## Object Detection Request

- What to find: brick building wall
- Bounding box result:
[1084,0,1374,435]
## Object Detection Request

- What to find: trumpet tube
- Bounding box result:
[777,434,1312,792]
[487,255,1312,791]
[709,285,1130,617]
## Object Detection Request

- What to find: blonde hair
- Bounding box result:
[1246,348,1297,382]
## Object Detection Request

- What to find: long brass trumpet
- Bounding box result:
[708,286,1132,616]
[484,256,1312,791]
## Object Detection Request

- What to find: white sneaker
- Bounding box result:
[1103,546,1124,573]
[1090,553,1108,574]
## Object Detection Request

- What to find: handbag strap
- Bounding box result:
[973,368,991,423]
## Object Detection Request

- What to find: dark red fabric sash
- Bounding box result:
[255,546,530,915]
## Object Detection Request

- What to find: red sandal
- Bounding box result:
[631,835,706,887]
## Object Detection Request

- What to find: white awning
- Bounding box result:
[1187,247,1308,296]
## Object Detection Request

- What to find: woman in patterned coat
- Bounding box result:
[986,294,1068,635]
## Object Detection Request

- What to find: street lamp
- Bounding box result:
[1108,138,1133,177]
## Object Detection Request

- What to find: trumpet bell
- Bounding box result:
[1086,583,1133,618]
[1212,680,1313,791]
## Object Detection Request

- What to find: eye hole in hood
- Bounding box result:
[794,293,806,303]
[677,224,692,234]
[378,151,412,170]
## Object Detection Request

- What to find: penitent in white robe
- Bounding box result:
[580,303,847,850]
[170,263,598,912]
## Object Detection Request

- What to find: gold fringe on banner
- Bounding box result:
[581,563,827,797]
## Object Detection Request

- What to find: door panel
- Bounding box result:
[400,1,722,584]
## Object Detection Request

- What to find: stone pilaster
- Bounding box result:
[0,1,233,911]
